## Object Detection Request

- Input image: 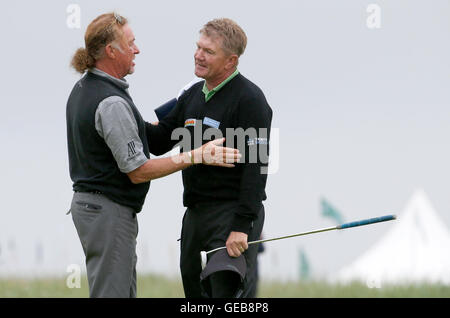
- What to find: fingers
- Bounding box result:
[214,148,241,164]
[226,232,249,258]
[214,163,236,168]
[209,137,226,146]
[226,242,248,257]
[226,245,240,258]
[224,152,241,163]
[208,138,239,154]
[219,146,240,154]
[202,138,241,166]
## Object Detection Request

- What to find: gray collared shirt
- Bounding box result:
[91,68,148,174]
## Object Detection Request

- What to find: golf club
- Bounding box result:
[200,214,396,269]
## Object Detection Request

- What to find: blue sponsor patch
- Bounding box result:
[203,117,220,129]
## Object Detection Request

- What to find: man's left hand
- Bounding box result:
[226,231,248,257]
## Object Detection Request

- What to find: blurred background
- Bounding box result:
[0,0,449,292]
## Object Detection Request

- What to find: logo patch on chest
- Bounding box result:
[184,118,197,127]
[203,117,220,129]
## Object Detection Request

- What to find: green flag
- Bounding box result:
[320,197,344,225]
[299,249,310,281]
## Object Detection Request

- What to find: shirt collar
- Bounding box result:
[202,69,239,102]
[90,68,129,90]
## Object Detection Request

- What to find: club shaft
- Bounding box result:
[248,215,395,247]
[204,215,396,255]
[249,226,338,246]
[206,226,337,255]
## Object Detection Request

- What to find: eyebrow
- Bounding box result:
[197,42,214,53]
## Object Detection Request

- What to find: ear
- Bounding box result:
[225,54,239,71]
[104,44,116,59]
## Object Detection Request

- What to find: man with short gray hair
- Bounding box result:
[146,18,273,298]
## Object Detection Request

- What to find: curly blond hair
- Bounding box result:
[71,12,128,74]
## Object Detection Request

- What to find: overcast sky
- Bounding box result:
[1,0,449,281]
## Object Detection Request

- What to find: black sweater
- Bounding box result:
[146,73,272,233]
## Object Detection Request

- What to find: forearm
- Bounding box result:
[128,152,193,183]
[129,137,240,184]
[232,163,267,233]
[145,121,177,155]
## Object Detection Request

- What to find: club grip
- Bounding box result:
[337,215,396,230]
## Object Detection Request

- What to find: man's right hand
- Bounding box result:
[192,138,241,167]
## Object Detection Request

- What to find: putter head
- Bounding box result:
[200,251,207,270]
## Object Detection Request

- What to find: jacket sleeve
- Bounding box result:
[145,99,184,156]
[230,95,273,234]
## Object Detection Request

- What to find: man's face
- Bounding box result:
[194,34,232,83]
[114,24,140,77]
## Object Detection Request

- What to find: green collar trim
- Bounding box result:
[202,69,239,102]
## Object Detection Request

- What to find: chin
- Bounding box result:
[195,67,207,79]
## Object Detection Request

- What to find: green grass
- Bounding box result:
[258,280,450,298]
[0,274,184,298]
[0,276,89,298]
[1,275,449,298]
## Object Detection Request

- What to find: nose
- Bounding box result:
[133,44,140,55]
[194,48,203,61]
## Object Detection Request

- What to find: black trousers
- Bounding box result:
[180,201,264,298]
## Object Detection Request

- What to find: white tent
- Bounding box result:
[337,189,450,286]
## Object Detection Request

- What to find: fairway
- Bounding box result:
[1,275,449,298]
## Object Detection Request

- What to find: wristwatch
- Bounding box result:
[187,150,195,164]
